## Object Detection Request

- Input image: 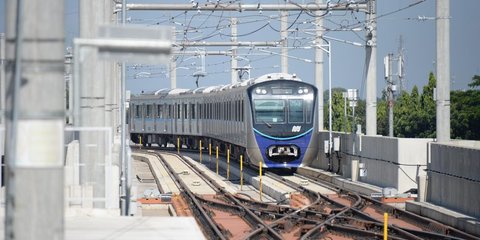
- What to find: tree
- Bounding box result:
[417,72,437,138]
[468,75,480,89]
[377,90,388,136]
[451,89,480,140]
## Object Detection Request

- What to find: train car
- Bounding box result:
[129,73,319,169]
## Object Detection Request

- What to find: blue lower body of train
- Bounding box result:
[252,128,313,168]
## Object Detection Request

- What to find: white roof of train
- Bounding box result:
[134,73,301,98]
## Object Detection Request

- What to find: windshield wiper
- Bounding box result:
[262,120,272,128]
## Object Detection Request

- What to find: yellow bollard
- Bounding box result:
[209,142,212,169]
[199,140,202,163]
[216,146,219,175]
[139,136,142,149]
[177,137,180,154]
[209,143,212,159]
[227,149,230,180]
[240,155,243,191]
[259,161,263,202]
[384,212,388,240]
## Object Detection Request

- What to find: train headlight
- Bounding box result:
[303,88,309,94]
[255,88,267,94]
[298,89,304,94]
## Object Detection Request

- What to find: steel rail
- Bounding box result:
[358,194,480,240]
[266,172,424,240]
[298,172,479,240]
[154,152,227,240]
[174,153,284,240]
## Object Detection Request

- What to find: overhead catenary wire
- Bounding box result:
[126,0,426,91]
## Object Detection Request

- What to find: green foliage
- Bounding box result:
[324,73,479,140]
[468,75,480,88]
[451,90,480,139]
[323,88,356,132]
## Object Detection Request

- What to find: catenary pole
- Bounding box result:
[121,0,130,216]
[280,11,288,73]
[365,0,377,136]
[231,18,238,84]
[436,0,450,142]
[315,0,325,131]
[80,0,107,209]
[5,0,64,239]
[170,27,176,88]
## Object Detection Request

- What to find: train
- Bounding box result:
[129,73,319,169]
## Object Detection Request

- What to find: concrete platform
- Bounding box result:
[133,152,180,195]
[65,216,204,240]
[184,152,298,204]
[406,201,480,237]
[162,153,217,195]
[283,175,336,195]
[297,166,382,195]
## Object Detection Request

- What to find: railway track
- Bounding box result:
[135,148,479,240]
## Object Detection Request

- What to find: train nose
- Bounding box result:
[267,145,299,158]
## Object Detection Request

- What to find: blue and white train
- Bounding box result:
[129,73,319,169]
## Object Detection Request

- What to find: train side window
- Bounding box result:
[233,101,236,121]
[176,104,180,119]
[146,104,152,118]
[191,103,196,119]
[241,100,244,122]
[184,104,188,119]
[236,100,240,122]
[135,105,141,118]
[157,105,163,118]
[198,103,201,119]
[168,104,172,118]
[230,101,233,121]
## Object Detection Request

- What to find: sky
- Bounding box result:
[1,0,479,98]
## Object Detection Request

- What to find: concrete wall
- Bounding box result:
[428,142,480,218]
[311,131,431,193]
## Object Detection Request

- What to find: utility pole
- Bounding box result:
[5,0,64,239]
[0,33,5,126]
[79,0,107,208]
[365,0,377,136]
[120,0,130,216]
[0,33,4,184]
[280,11,288,73]
[231,18,238,84]
[398,36,406,92]
[315,0,325,130]
[105,0,116,133]
[436,0,450,142]
[384,53,394,137]
[170,27,177,88]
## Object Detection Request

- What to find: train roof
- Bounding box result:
[132,72,302,99]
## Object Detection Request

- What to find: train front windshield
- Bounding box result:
[249,80,316,138]
[254,100,286,123]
